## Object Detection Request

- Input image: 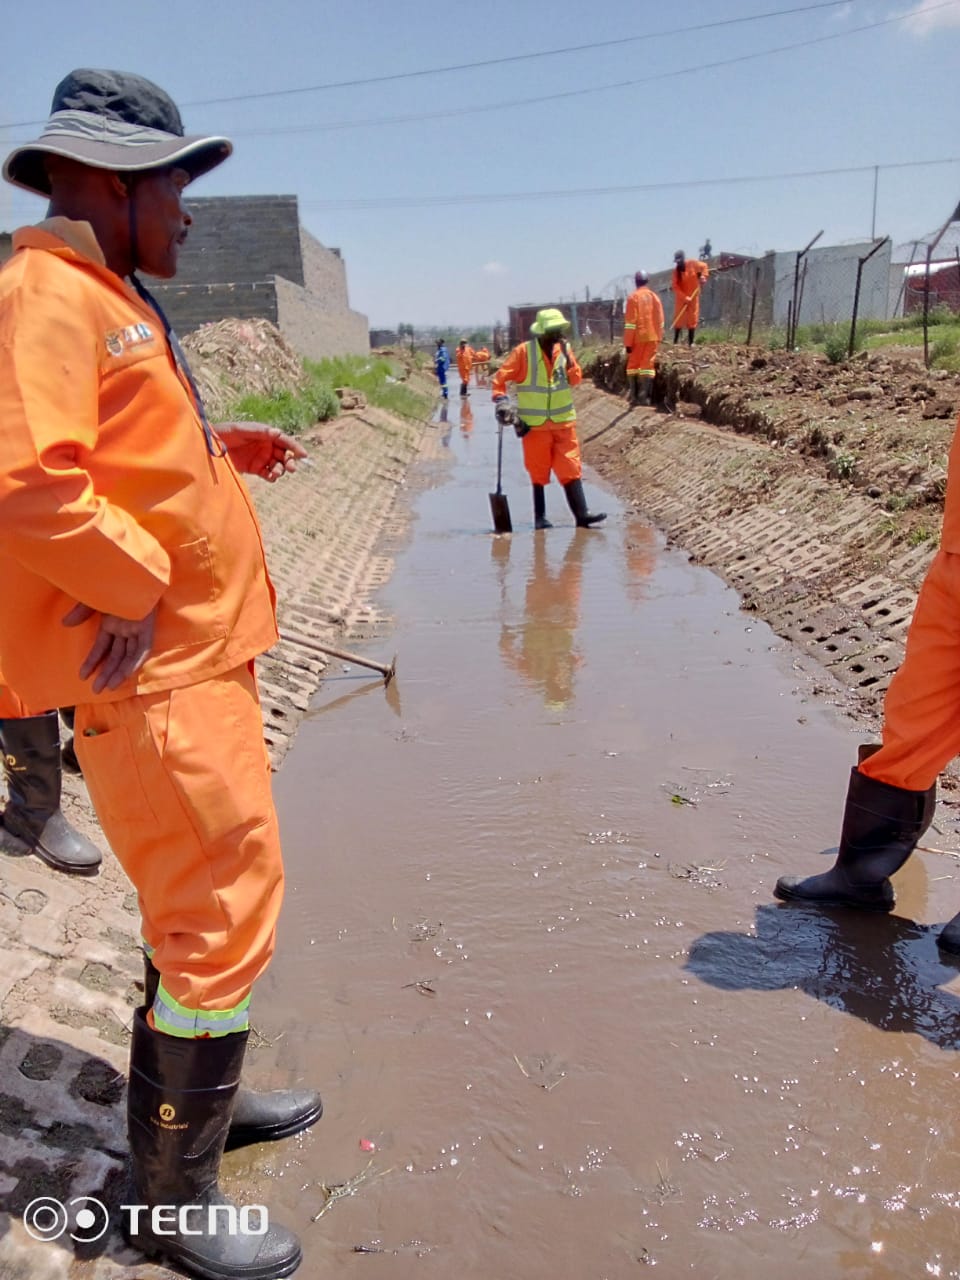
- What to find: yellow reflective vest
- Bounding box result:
[515,339,576,427]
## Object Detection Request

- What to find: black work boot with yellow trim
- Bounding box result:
[125,1010,302,1279]
[774,766,935,911]
[142,958,322,1151]
[0,713,101,875]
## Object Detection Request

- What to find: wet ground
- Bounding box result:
[244,392,960,1279]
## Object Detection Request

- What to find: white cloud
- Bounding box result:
[481,260,507,275]
[901,0,960,34]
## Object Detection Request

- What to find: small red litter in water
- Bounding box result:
[359,1138,376,1152]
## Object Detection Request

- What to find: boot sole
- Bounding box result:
[35,846,101,876]
[224,1100,324,1152]
[131,1236,302,1280]
[773,883,894,911]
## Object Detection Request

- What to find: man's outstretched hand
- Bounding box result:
[63,604,158,694]
[215,423,309,482]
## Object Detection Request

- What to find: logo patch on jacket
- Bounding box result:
[104,323,154,357]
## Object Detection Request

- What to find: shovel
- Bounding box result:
[489,421,513,534]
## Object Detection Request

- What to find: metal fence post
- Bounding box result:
[848,237,888,358]
[788,230,823,348]
[746,266,759,346]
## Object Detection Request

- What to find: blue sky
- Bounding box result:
[2,0,959,329]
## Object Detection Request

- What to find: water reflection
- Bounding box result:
[623,515,657,603]
[497,531,586,710]
[459,398,474,436]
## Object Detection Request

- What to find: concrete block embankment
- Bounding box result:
[577,384,936,724]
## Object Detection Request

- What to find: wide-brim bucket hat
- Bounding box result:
[3,68,232,198]
[530,307,571,335]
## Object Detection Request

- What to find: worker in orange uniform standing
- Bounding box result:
[0,69,319,1279]
[456,337,475,395]
[671,249,709,344]
[492,308,606,530]
[623,270,664,406]
[0,685,102,874]
[775,406,960,956]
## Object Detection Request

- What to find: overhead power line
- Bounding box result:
[181,0,868,107]
[0,0,893,129]
[296,156,960,212]
[186,1,960,142]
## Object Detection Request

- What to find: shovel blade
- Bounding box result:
[489,491,513,534]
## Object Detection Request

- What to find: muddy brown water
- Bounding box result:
[243,395,960,1279]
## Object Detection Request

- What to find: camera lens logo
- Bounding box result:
[23,1195,110,1243]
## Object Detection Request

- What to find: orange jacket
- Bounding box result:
[0,219,278,709]
[491,339,583,428]
[473,347,490,364]
[623,287,664,346]
[939,413,960,553]
[672,259,709,328]
[456,345,474,379]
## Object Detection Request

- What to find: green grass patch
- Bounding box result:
[306,355,432,420]
[226,353,432,433]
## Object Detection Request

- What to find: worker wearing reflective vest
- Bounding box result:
[0,69,319,1279]
[671,250,709,344]
[456,338,475,395]
[492,308,606,530]
[623,270,665,406]
[775,408,960,958]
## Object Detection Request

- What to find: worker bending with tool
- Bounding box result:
[0,68,317,1279]
[623,270,664,406]
[671,249,709,344]
[775,404,960,956]
[492,307,606,530]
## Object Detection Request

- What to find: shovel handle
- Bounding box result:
[279,630,396,684]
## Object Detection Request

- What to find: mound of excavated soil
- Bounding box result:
[181,317,307,419]
[587,342,959,537]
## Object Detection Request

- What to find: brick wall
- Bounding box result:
[147,195,367,356]
[274,276,369,360]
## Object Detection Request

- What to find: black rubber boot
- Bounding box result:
[626,377,640,406]
[142,959,322,1152]
[0,713,101,875]
[687,329,695,346]
[563,479,607,528]
[533,484,553,530]
[774,768,935,910]
[638,376,653,406]
[673,329,680,344]
[125,1010,302,1279]
[59,707,81,776]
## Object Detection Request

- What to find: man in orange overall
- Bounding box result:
[623,270,665,406]
[492,307,606,530]
[456,337,475,395]
[473,345,491,386]
[775,409,960,956]
[671,250,709,344]
[0,69,318,1279]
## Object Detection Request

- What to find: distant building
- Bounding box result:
[370,329,399,348]
[508,299,623,346]
[0,194,369,359]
